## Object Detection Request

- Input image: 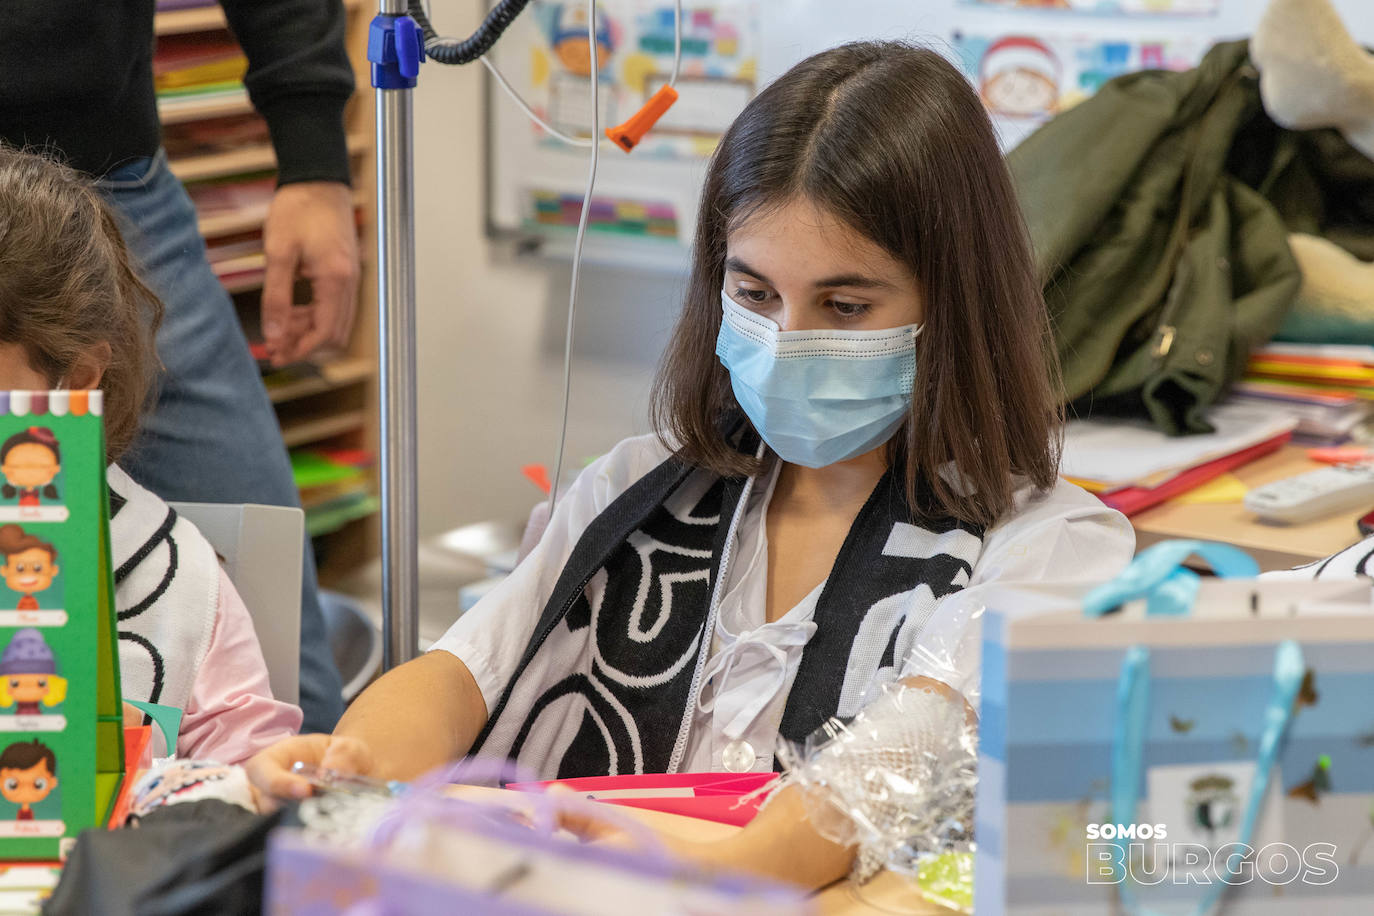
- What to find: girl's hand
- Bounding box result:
[244,733,374,807]
[543,785,726,870]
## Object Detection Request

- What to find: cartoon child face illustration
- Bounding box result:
[551,4,614,77]
[0,428,61,504]
[979,36,1061,119]
[0,526,58,608]
[0,740,57,819]
[0,629,65,714]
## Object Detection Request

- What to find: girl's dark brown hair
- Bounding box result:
[0,146,163,460]
[650,41,1062,526]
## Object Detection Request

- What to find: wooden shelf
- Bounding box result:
[198,204,270,238]
[221,274,266,295]
[154,5,230,37]
[172,144,273,182]
[159,90,253,125]
[266,357,376,404]
[159,0,382,578]
[172,133,368,184]
[199,189,366,239]
[155,0,362,37]
[280,409,368,449]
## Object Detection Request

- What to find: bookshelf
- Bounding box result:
[156,2,380,586]
[153,0,364,37]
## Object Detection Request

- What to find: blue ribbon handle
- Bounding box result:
[1109,639,1305,916]
[1085,540,1260,619]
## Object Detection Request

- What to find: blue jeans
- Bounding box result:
[99,151,344,732]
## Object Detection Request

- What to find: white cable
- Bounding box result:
[470,0,681,508]
[482,0,681,145]
[546,0,600,513]
[480,55,596,147]
[670,0,682,87]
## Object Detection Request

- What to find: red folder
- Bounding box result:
[508,772,776,827]
[1099,431,1291,516]
[106,726,153,829]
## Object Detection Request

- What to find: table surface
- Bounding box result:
[596,800,941,915]
[1129,444,1368,571]
[446,786,942,914]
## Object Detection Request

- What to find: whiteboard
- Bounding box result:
[484,0,1374,270]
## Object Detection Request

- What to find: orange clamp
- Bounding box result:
[605,84,679,153]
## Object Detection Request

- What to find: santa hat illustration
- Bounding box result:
[979,35,1062,94]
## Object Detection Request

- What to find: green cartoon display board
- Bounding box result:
[0,391,123,860]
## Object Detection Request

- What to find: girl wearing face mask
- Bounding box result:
[252,41,1135,887]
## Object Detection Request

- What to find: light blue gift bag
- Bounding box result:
[976,541,1374,915]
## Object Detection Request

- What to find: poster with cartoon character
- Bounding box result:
[0,391,125,860]
[0,527,66,627]
[0,427,67,523]
[522,0,759,158]
[0,741,62,837]
[960,0,1219,14]
[0,631,67,731]
[953,32,1204,146]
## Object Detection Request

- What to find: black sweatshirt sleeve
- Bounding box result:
[218,0,356,186]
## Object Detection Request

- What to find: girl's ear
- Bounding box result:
[65,342,111,390]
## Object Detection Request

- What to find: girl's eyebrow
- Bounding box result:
[724,256,769,283]
[726,256,897,291]
[813,273,896,291]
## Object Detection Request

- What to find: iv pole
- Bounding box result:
[365,0,655,670]
[370,3,423,670]
[368,0,539,671]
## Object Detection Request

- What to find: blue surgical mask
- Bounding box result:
[714,291,921,468]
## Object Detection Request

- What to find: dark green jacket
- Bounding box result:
[1010,40,1374,435]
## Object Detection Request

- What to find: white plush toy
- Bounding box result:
[1252,0,1374,161]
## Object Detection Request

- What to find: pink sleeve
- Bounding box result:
[177,569,304,764]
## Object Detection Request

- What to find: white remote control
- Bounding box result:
[1244,464,1374,524]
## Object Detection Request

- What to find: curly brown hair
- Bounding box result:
[0,524,56,562]
[0,146,163,460]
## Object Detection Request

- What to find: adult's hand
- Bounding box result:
[244,733,374,807]
[260,181,359,367]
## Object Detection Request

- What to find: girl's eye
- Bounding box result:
[36,680,46,689]
[829,299,872,319]
[733,287,771,305]
[8,681,17,690]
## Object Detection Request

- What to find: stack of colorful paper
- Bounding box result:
[290,450,378,537]
[154,32,248,112]
[1062,401,1299,516]
[1237,343,1374,444]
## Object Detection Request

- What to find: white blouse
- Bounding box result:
[431,434,1136,773]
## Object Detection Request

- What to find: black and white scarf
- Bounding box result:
[106,465,219,714]
[472,443,986,780]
